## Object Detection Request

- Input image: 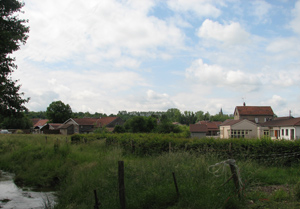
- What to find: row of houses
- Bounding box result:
[190,104,300,140]
[32,104,299,140]
[32,117,124,135]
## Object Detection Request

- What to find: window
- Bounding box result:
[286,129,288,136]
[255,118,258,123]
[230,130,250,138]
[282,129,284,136]
[263,130,269,136]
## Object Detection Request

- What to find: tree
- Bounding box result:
[0,0,30,117]
[46,101,72,123]
[124,116,157,133]
[165,108,181,122]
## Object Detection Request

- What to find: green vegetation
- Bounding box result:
[1,134,300,208]
[0,0,31,129]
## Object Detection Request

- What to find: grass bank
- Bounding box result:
[1,134,300,208]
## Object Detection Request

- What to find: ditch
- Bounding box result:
[0,170,56,209]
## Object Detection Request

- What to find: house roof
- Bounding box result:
[220,119,242,126]
[262,117,300,127]
[65,117,119,127]
[72,118,100,126]
[32,119,49,127]
[197,121,221,130]
[59,123,73,129]
[99,117,118,126]
[274,116,294,120]
[220,119,260,127]
[48,123,63,129]
[235,106,274,116]
[31,118,40,126]
[189,124,208,133]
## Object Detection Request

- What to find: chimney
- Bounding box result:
[243,102,246,106]
[289,110,291,117]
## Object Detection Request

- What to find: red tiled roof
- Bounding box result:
[189,124,208,133]
[99,117,118,126]
[262,117,300,127]
[33,119,49,127]
[235,106,274,116]
[31,118,40,126]
[197,121,221,130]
[73,118,100,125]
[71,117,118,127]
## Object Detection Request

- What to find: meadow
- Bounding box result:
[1,134,300,208]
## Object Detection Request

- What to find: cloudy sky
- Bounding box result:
[13,0,300,116]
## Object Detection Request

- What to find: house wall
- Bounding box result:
[257,126,270,139]
[296,127,300,140]
[233,121,258,138]
[220,126,230,139]
[60,125,74,135]
[238,115,271,124]
[279,127,299,140]
[191,132,206,139]
[268,127,280,140]
[79,125,94,133]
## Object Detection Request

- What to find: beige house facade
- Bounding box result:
[220,119,262,139]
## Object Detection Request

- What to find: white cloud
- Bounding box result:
[250,0,272,24]
[290,0,300,34]
[197,19,250,45]
[13,60,147,113]
[266,37,300,53]
[185,59,261,92]
[20,0,184,63]
[167,0,223,18]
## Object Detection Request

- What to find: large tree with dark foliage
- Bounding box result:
[46,101,73,123]
[0,0,29,118]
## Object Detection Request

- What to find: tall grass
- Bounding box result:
[1,134,300,208]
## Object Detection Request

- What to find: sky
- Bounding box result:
[12,0,300,117]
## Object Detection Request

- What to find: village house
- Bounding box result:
[197,121,222,136]
[220,104,275,139]
[31,119,49,133]
[234,103,274,123]
[189,124,207,139]
[59,117,124,135]
[261,117,300,140]
[40,123,63,134]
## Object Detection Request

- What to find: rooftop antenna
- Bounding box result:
[242,97,246,106]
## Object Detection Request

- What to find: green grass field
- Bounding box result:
[1,134,300,208]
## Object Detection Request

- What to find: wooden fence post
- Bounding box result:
[118,161,126,209]
[228,160,241,199]
[94,189,100,209]
[172,172,179,197]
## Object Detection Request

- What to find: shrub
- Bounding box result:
[16,130,23,134]
[71,134,81,143]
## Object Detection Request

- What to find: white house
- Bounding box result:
[261,117,300,140]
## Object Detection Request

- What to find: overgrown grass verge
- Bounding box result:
[1,134,300,208]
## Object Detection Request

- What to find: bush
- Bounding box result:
[16,130,23,134]
[71,134,81,143]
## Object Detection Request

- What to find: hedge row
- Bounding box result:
[71,133,300,165]
[105,133,300,165]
